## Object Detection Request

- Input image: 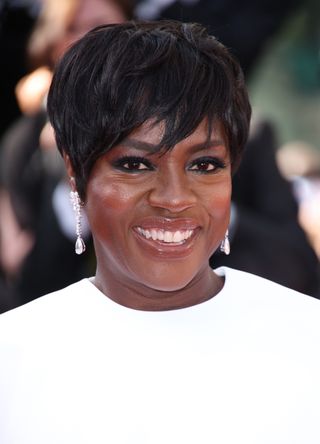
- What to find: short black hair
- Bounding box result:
[47,20,251,199]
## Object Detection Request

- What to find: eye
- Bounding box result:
[112,156,154,172]
[188,156,226,173]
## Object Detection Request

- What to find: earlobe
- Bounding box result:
[63,153,76,191]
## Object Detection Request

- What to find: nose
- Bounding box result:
[148,168,197,213]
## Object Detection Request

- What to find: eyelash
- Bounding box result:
[112,156,154,172]
[188,156,226,173]
[112,155,226,173]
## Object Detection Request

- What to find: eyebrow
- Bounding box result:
[121,138,226,154]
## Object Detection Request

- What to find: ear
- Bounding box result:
[63,153,77,191]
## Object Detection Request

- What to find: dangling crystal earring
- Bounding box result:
[70,190,86,255]
[220,230,230,255]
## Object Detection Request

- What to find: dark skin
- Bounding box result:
[65,119,231,310]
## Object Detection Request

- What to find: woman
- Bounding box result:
[1,21,320,444]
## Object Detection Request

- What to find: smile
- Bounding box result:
[136,227,194,244]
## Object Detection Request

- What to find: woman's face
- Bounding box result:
[85,119,232,308]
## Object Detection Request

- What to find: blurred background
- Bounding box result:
[0,0,319,312]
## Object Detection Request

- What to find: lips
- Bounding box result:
[133,217,200,257]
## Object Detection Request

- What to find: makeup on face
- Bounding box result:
[85,119,231,308]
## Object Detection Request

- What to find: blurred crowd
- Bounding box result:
[0,0,319,312]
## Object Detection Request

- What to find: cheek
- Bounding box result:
[85,179,142,228]
[204,179,232,218]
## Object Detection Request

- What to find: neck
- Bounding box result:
[93,265,224,311]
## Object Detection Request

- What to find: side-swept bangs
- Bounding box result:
[48,21,251,199]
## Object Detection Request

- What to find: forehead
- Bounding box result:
[126,119,227,149]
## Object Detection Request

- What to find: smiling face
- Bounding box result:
[83,119,231,310]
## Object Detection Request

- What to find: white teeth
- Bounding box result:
[164,231,173,242]
[173,231,183,242]
[137,228,194,243]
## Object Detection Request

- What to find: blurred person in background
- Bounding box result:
[277,142,320,266]
[0,0,40,140]
[0,0,133,312]
[133,0,303,77]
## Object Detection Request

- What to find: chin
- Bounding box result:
[137,267,201,293]
[147,280,192,292]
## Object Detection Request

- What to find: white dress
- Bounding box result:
[1,267,320,444]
